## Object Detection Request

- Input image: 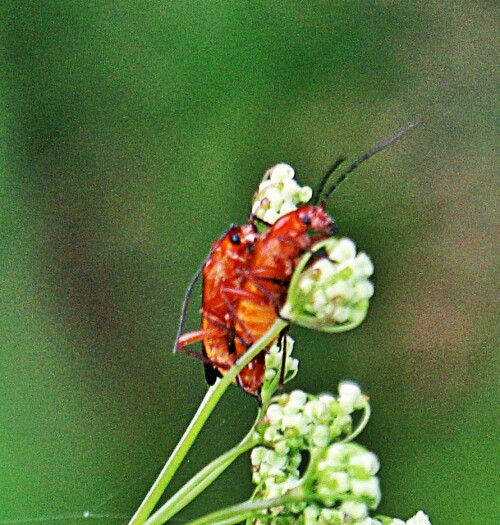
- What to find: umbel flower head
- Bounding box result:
[281,237,374,332]
[250,383,432,525]
[251,383,376,523]
[252,163,313,226]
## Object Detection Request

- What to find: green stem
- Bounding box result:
[144,432,260,525]
[339,401,371,444]
[127,318,288,525]
[182,493,302,525]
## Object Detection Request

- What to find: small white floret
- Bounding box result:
[355,252,375,277]
[286,389,308,411]
[338,381,364,412]
[303,504,319,523]
[299,275,315,294]
[354,280,375,300]
[328,238,356,263]
[279,201,296,216]
[300,186,313,202]
[325,443,348,464]
[266,403,284,425]
[304,398,329,419]
[250,446,267,466]
[351,477,381,505]
[329,471,350,493]
[349,450,380,475]
[326,280,354,300]
[263,208,280,224]
[348,308,366,325]
[270,163,295,182]
[340,500,368,519]
[281,178,301,198]
[406,511,433,525]
[332,306,350,323]
[311,258,337,282]
[311,424,329,447]
[251,200,262,214]
[312,290,328,311]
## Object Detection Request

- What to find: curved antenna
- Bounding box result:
[311,157,346,204]
[322,120,420,201]
[173,224,235,353]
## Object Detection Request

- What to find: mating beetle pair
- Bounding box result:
[175,123,418,400]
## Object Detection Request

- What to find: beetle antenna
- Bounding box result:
[173,224,235,353]
[312,157,346,204]
[322,120,420,202]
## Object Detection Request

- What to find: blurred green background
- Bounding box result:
[1,1,498,524]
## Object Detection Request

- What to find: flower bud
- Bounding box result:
[338,381,366,413]
[340,500,368,519]
[406,511,432,525]
[351,477,381,505]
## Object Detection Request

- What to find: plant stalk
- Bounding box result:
[127,318,288,525]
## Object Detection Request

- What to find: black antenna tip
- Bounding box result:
[321,120,421,201]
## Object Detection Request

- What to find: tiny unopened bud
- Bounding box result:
[406,511,433,525]
[338,381,366,413]
[328,237,356,263]
[340,500,368,519]
[270,163,295,182]
[349,450,380,476]
[351,477,381,505]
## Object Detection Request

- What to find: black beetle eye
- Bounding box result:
[230,233,241,244]
[301,215,311,226]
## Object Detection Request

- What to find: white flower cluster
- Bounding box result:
[253,506,432,525]
[256,383,366,455]
[251,383,370,523]
[282,237,374,333]
[250,380,433,525]
[252,440,382,524]
[251,163,313,225]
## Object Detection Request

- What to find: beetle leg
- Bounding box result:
[176,340,232,370]
[248,270,290,287]
[219,287,256,347]
[220,286,271,304]
[199,306,252,349]
[277,325,290,393]
[274,233,310,251]
[240,270,286,316]
[177,328,213,347]
[177,323,234,369]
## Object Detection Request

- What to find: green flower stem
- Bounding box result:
[144,430,261,525]
[183,491,305,525]
[339,400,371,444]
[127,318,288,525]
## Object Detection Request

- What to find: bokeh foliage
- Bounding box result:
[1,2,497,524]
